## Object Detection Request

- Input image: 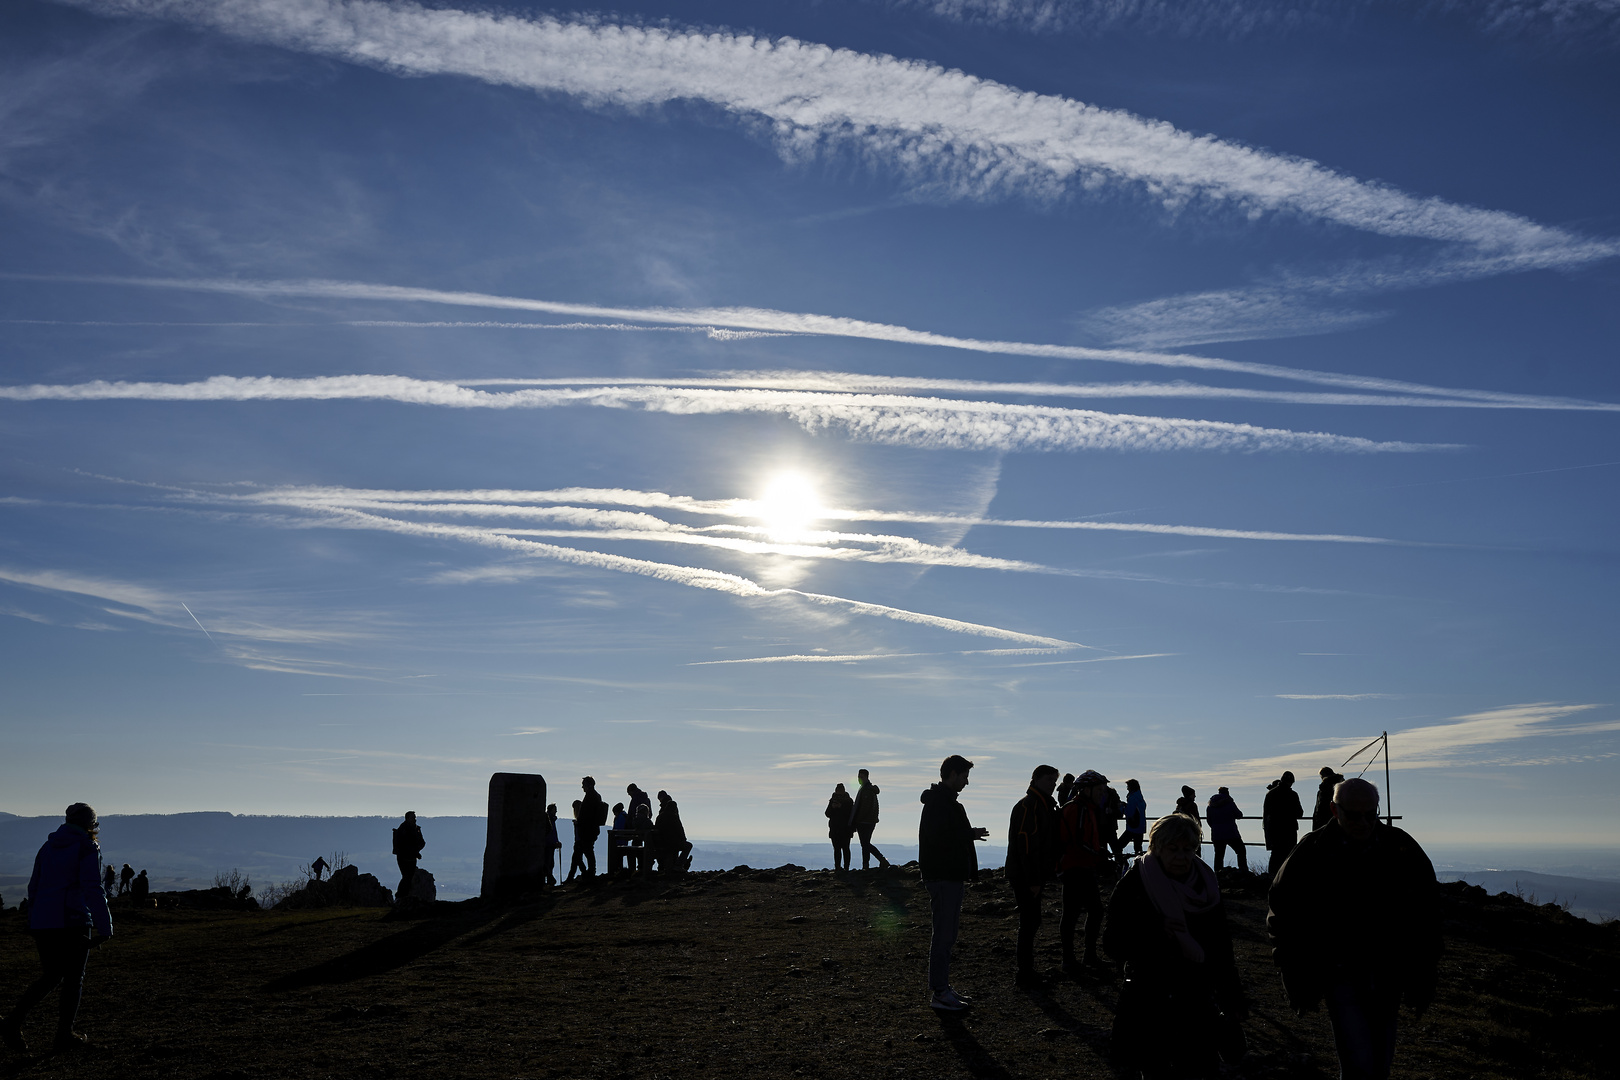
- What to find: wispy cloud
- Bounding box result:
[1197,702,1620,783]
[1274,692,1394,700]
[62,0,1618,259]
[0,374,1453,454]
[32,274,1619,410]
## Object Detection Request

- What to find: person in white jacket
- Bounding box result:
[2,803,114,1055]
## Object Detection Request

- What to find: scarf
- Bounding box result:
[1138,852,1221,963]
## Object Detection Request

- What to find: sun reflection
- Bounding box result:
[756,472,824,539]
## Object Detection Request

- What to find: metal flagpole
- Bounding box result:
[1383,731,1392,827]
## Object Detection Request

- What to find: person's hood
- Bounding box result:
[920,783,959,805]
[48,823,92,849]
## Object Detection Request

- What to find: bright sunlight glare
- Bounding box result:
[756,472,824,538]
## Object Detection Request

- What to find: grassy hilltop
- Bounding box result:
[1,865,1616,1080]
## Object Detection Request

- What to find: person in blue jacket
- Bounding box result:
[1,803,114,1056]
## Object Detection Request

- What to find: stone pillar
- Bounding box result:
[481,772,549,899]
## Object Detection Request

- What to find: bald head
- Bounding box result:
[1332,778,1380,840]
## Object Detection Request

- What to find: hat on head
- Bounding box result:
[1320,767,1336,778]
[1075,769,1108,785]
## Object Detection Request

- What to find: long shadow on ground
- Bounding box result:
[263,902,514,992]
[933,1013,1015,1080]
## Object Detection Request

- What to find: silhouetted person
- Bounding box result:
[626,783,651,824]
[1057,770,1110,975]
[655,790,693,872]
[1115,778,1147,858]
[919,755,989,1011]
[1206,787,1247,873]
[1312,767,1344,832]
[852,769,890,869]
[612,802,628,831]
[1263,771,1303,877]
[544,804,561,886]
[117,864,133,897]
[1057,772,1076,808]
[825,783,855,872]
[1268,778,1441,1080]
[1099,783,1124,870]
[392,811,425,900]
[2,803,114,1055]
[1005,765,1060,988]
[129,871,148,905]
[1174,786,1200,822]
[1103,813,1246,1079]
[626,798,653,875]
[310,856,329,882]
[101,866,114,900]
[566,777,608,882]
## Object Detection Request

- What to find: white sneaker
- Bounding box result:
[930,988,970,1011]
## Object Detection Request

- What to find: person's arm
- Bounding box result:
[82,847,113,940]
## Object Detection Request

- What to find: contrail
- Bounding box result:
[180,601,215,643]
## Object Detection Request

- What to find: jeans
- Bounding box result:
[1267,835,1297,876]
[856,824,886,868]
[7,929,92,1038]
[396,855,417,897]
[1059,870,1104,961]
[1012,881,1043,975]
[1213,840,1247,873]
[1325,975,1401,1080]
[568,827,599,878]
[925,880,965,992]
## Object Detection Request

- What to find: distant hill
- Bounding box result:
[1438,870,1620,925]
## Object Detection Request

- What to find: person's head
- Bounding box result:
[940,755,974,791]
[657,789,671,803]
[546,803,557,817]
[1149,813,1203,879]
[613,802,625,814]
[1073,769,1109,802]
[65,803,98,840]
[1332,778,1381,841]
[858,768,871,783]
[1180,785,1195,799]
[1062,772,1075,784]
[582,776,596,791]
[1031,764,1059,795]
[1217,786,1229,796]
[404,810,416,822]
[1320,766,1336,779]
[1125,778,1139,792]
[1280,770,1295,786]
[136,869,146,878]
[834,782,847,794]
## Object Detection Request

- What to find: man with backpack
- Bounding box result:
[392,811,425,900]
[1058,770,1111,976]
[565,777,609,882]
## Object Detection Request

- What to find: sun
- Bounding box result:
[756,472,824,538]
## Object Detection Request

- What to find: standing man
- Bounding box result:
[392,811,425,900]
[117,864,134,897]
[919,755,990,1011]
[851,768,891,870]
[1267,778,1441,1080]
[2,803,114,1055]
[1312,767,1343,832]
[101,865,115,900]
[566,777,608,882]
[1057,769,1110,975]
[1005,765,1060,989]
[310,855,329,882]
[1263,771,1303,877]
[1206,787,1247,874]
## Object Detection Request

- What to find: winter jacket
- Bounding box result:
[580,790,609,830]
[1206,793,1243,844]
[1266,819,1442,1010]
[1102,861,1241,1002]
[1056,795,1105,875]
[1124,790,1147,833]
[1004,787,1058,885]
[27,824,113,938]
[825,793,855,839]
[852,782,881,827]
[1312,776,1341,832]
[392,821,425,858]
[655,801,687,845]
[918,784,978,882]
[1262,783,1303,847]
[1174,796,1201,823]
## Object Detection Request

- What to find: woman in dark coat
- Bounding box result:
[1103,813,1246,1079]
[825,783,856,871]
[2,803,114,1055]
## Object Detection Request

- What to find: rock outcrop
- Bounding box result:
[272,864,394,910]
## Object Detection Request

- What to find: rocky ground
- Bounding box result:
[1,864,1615,1079]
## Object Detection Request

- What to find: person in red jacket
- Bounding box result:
[1057,770,1111,976]
[2,803,114,1055]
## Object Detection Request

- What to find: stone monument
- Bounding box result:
[481,771,549,898]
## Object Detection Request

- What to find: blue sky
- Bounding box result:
[2,0,1618,847]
